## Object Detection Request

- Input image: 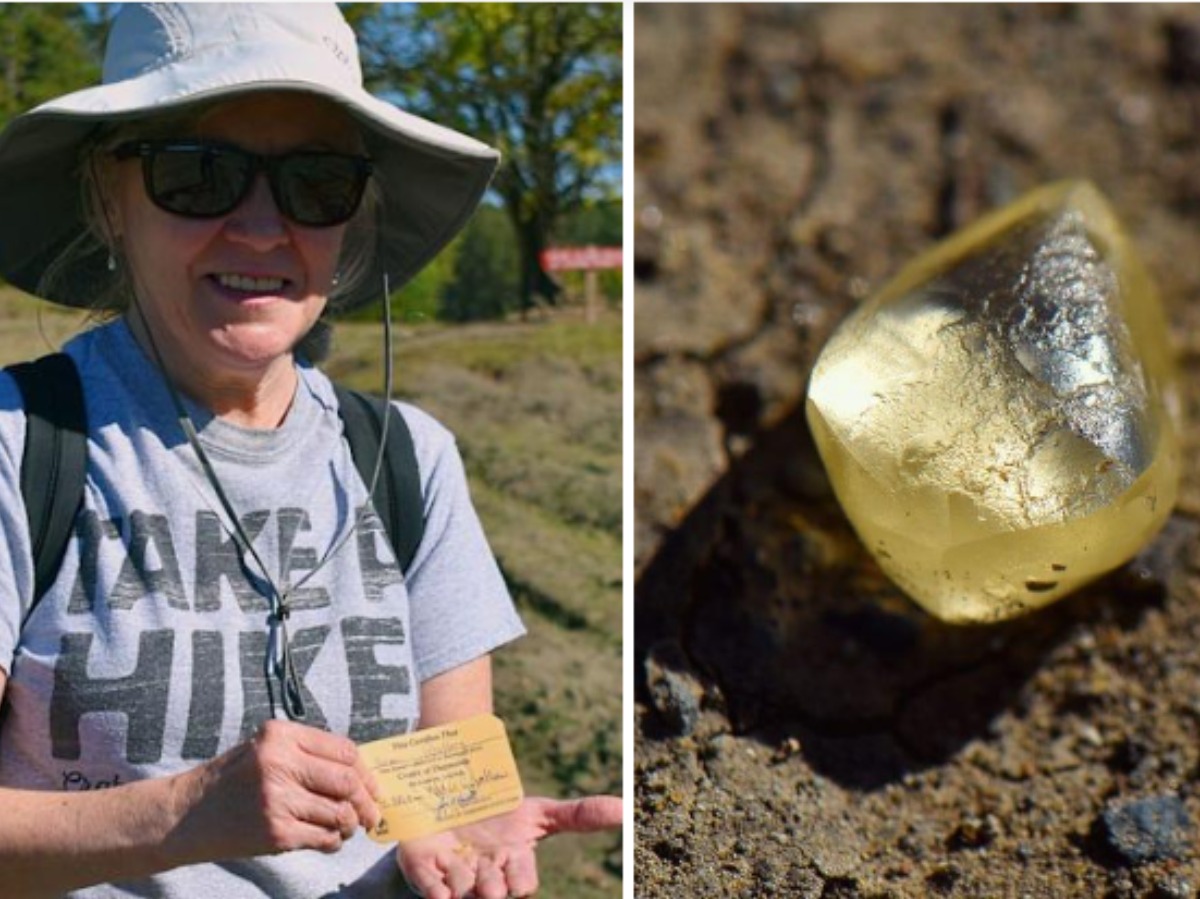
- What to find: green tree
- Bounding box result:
[0,5,101,124]
[388,236,459,324]
[442,206,518,322]
[558,199,620,246]
[352,3,622,315]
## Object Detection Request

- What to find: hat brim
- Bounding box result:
[0,42,499,311]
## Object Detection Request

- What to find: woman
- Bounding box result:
[0,4,620,897]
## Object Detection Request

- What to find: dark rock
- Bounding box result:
[1165,20,1200,84]
[1100,795,1193,865]
[651,837,690,864]
[634,219,662,281]
[1107,737,1151,774]
[927,863,961,894]
[715,380,763,437]
[644,640,703,736]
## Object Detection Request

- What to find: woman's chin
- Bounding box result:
[206,326,302,372]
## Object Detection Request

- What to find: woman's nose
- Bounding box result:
[222,173,290,250]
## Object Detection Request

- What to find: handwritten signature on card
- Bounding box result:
[359,715,524,842]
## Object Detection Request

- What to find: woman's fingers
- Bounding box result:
[253,720,379,832]
[289,820,348,855]
[474,856,508,899]
[403,852,475,899]
[538,794,623,834]
[176,719,382,860]
[441,849,477,899]
[294,797,360,841]
[396,850,442,899]
[412,880,451,899]
[290,753,380,830]
[293,725,381,801]
[504,851,539,898]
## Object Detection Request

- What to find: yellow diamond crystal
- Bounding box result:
[806,181,1181,623]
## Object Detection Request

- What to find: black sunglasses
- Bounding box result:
[113,140,373,227]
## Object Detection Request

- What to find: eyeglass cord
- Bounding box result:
[128,274,396,723]
[94,143,398,724]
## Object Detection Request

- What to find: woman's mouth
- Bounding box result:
[213,273,288,293]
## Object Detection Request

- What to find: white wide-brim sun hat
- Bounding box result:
[0,2,500,311]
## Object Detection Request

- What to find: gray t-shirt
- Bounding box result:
[0,319,525,897]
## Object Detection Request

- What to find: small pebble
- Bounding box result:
[771,736,802,763]
[949,814,1000,850]
[1100,795,1193,865]
[640,205,664,229]
[1078,723,1103,747]
[644,640,703,736]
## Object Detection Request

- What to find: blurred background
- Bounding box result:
[636,5,1200,897]
[0,4,622,895]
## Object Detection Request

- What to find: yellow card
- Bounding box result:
[359,714,524,843]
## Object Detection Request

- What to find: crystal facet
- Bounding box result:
[806,181,1181,623]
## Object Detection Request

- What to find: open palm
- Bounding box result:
[396,795,621,899]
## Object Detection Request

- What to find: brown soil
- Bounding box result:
[635,5,1200,897]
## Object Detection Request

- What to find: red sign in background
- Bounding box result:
[540,246,623,272]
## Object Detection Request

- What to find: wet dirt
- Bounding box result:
[635,6,1200,897]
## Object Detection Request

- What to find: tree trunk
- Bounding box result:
[512,210,561,318]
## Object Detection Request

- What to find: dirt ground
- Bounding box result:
[635,6,1200,897]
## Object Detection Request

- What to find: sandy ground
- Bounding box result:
[635,6,1200,896]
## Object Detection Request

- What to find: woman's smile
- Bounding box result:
[110,93,356,391]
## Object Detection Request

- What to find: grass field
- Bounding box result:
[330,309,624,896]
[0,290,623,896]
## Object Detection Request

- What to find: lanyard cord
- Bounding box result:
[126,274,396,723]
[129,293,308,720]
[288,274,396,601]
[93,148,399,723]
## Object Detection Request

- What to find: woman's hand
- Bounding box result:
[168,719,382,863]
[396,794,622,899]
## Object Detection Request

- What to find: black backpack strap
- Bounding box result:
[334,386,424,574]
[7,353,88,618]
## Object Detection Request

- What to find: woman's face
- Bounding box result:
[111,92,359,382]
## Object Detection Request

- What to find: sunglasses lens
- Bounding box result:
[277,154,368,226]
[147,146,251,217]
[128,143,369,226]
